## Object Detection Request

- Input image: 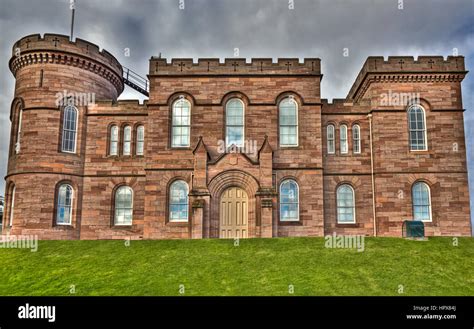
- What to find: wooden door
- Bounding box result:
[219,187,248,238]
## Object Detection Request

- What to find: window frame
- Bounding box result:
[171,98,192,148]
[9,185,15,228]
[407,104,428,151]
[61,105,78,154]
[340,124,348,154]
[279,97,299,147]
[352,124,361,154]
[225,98,245,148]
[279,179,300,222]
[411,181,432,222]
[15,109,22,154]
[327,124,335,154]
[114,185,134,226]
[56,183,74,226]
[136,125,145,156]
[109,125,119,156]
[168,180,189,223]
[336,184,356,224]
[122,125,132,156]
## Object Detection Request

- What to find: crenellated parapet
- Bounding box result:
[347,56,467,102]
[149,57,321,75]
[10,33,124,97]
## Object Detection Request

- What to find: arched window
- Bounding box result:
[226,98,244,147]
[408,105,427,151]
[171,99,191,147]
[114,186,133,225]
[136,125,145,155]
[337,184,355,223]
[56,184,73,225]
[109,125,119,156]
[353,124,361,154]
[340,124,348,154]
[123,125,132,156]
[169,180,189,222]
[327,124,335,154]
[61,105,78,153]
[412,182,432,222]
[279,179,299,221]
[15,109,22,154]
[9,185,15,227]
[279,98,298,146]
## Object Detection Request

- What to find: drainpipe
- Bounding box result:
[368,113,377,237]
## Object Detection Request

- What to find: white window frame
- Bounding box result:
[169,180,189,222]
[114,186,134,226]
[225,98,245,148]
[279,179,300,222]
[412,182,432,222]
[279,98,299,147]
[340,124,348,154]
[61,105,78,153]
[15,109,22,154]
[327,124,335,154]
[123,125,132,156]
[9,185,15,227]
[353,124,361,154]
[56,184,73,226]
[408,105,428,151]
[109,125,119,156]
[336,184,356,224]
[171,99,191,148]
[136,125,145,156]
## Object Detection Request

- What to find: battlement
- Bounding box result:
[347,56,467,101]
[10,33,124,95]
[11,33,123,75]
[149,57,321,75]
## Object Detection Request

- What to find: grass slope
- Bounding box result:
[0,237,472,296]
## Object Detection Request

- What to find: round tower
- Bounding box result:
[4,33,124,238]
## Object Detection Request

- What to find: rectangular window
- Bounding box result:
[136,126,145,155]
[327,125,335,154]
[340,125,348,154]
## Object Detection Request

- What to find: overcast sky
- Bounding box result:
[0,0,472,230]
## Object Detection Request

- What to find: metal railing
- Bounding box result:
[122,66,149,97]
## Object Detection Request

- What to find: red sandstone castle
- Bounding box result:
[2,33,471,239]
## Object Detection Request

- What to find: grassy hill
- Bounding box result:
[0,237,472,296]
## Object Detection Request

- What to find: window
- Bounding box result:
[337,184,355,223]
[327,124,335,154]
[408,105,427,151]
[171,99,191,147]
[412,182,432,222]
[114,186,133,225]
[279,179,299,221]
[136,125,145,155]
[56,184,73,225]
[340,125,348,154]
[109,125,119,156]
[123,125,132,156]
[169,180,189,222]
[15,109,22,154]
[226,98,244,147]
[353,124,361,154]
[61,105,78,153]
[279,98,298,146]
[9,185,15,227]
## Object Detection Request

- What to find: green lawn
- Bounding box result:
[0,237,472,296]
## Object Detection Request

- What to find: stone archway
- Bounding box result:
[207,170,260,238]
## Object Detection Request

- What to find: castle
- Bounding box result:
[2,33,471,239]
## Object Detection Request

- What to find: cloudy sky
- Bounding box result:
[0,0,472,230]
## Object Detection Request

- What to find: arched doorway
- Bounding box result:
[219,187,248,238]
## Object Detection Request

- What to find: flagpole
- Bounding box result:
[70,0,76,41]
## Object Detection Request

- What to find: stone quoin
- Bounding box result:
[3,33,471,239]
